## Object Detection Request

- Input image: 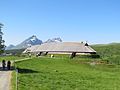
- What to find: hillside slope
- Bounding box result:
[92,43,120,64]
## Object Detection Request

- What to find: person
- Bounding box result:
[2,60,6,70]
[7,61,11,70]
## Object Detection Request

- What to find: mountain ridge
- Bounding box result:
[6,36,62,50]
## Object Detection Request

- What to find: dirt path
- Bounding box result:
[0,58,30,90]
[0,66,12,90]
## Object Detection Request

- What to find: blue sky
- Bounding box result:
[0,0,120,46]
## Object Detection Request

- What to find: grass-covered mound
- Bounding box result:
[92,43,120,64]
[15,57,120,90]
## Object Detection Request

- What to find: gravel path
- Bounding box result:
[0,71,11,90]
[0,58,30,90]
[0,63,12,90]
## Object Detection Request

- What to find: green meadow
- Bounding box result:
[92,43,120,64]
[12,57,120,90]
[8,43,120,90]
[0,56,26,62]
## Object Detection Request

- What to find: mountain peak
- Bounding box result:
[6,36,63,50]
[29,35,38,42]
[44,37,62,43]
[16,35,43,48]
[6,35,43,50]
[31,35,36,38]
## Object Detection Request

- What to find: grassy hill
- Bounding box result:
[92,43,120,64]
[5,49,25,55]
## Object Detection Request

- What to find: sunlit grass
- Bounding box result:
[14,57,120,90]
[0,56,26,62]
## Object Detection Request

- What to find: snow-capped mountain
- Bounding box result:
[6,35,43,50]
[15,35,43,49]
[44,37,62,43]
[6,36,62,50]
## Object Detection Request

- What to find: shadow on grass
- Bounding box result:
[0,66,15,71]
[17,68,39,74]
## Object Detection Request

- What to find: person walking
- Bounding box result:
[2,60,6,70]
[7,61,11,70]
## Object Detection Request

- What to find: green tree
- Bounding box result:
[0,23,5,54]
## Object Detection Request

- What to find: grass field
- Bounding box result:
[0,56,27,62]
[9,43,120,90]
[92,43,120,64]
[14,57,120,90]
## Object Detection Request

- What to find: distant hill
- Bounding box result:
[5,44,15,50]
[92,43,120,55]
[92,43,120,64]
[5,48,25,55]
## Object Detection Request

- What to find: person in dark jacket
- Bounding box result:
[7,61,11,70]
[2,60,6,70]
